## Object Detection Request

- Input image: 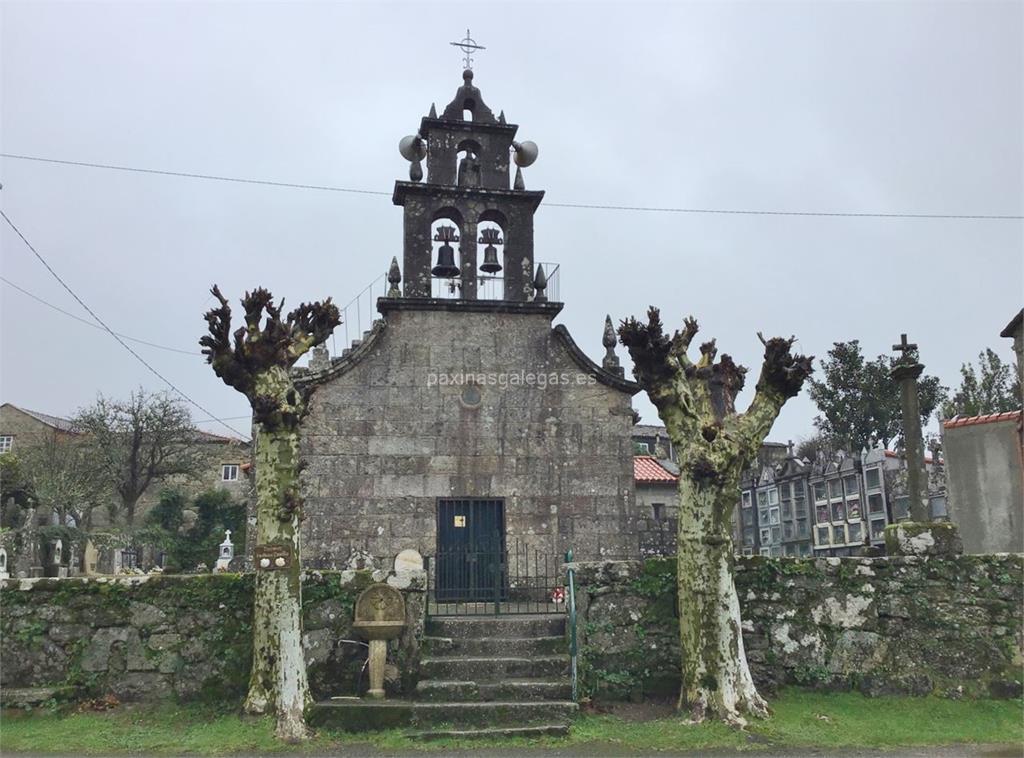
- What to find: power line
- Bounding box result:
[2,152,1020,221]
[0,209,249,441]
[1,276,201,356]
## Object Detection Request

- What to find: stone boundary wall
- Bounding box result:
[571,555,1023,701]
[0,570,425,703]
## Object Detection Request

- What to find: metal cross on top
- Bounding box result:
[450,28,485,70]
[892,333,919,360]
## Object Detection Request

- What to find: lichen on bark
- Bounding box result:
[201,285,340,742]
[619,308,813,725]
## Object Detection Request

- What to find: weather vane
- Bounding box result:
[450,28,485,70]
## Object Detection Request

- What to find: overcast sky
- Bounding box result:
[2,1,1021,444]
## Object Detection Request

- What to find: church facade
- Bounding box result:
[293,70,642,578]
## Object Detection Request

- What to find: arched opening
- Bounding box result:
[455,139,482,188]
[462,99,476,121]
[476,210,507,301]
[430,209,463,299]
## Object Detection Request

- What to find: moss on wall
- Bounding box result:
[572,554,1023,702]
[0,570,424,705]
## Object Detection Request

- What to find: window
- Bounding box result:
[783,523,794,540]
[0,436,11,454]
[742,491,752,508]
[799,543,812,557]
[759,547,770,557]
[744,532,755,547]
[843,475,860,498]
[759,508,769,526]
[833,525,846,544]
[784,544,796,557]
[816,505,830,524]
[870,519,886,539]
[793,481,807,517]
[757,490,769,507]
[759,528,770,544]
[651,503,664,521]
[743,510,754,526]
[930,495,948,519]
[770,546,782,557]
[768,489,779,506]
[770,526,781,542]
[865,467,882,490]
[893,496,909,520]
[781,498,792,519]
[769,507,780,525]
[634,442,650,454]
[828,480,843,499]
[831,501,845,522]
[848,522,863,543]
[847,500,861,520]
[742,547,754,556]
[221,464,239,482]
[813,482,827,502]
[817,526,830,545]
[868,493,885,515]
[797,519,809,537]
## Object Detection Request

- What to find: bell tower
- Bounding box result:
[393,64,544,302]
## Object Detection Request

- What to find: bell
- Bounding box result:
[431,243,460,278]
[480,244,502,274]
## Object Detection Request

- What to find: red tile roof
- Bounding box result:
[883,449,939,465]
[944,409,1023,429]
[634,456,678,483]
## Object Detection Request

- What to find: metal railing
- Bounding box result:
[425,538,565,616]
[336,272,388,355]
[427,261,561,302]
[565,548,578,702]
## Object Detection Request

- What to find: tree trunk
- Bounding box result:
[244,426,310,742]
[675,474,768,725]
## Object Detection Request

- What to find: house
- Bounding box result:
[633,455,679,558]
[292,69,642,586]
[0,402,250,575]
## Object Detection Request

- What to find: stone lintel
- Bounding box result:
[419,116,519,138]
[376,297,563,318]
[392,181,545,210]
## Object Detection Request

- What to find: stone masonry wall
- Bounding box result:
[298,305,638,567]
[572,555,1023,701]
[0,570,425,704]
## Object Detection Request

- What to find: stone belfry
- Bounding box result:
[393,62,544,301]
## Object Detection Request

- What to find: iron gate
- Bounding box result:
[427,499,564,615]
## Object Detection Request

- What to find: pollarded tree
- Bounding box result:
[201,285,339,742]
[619,308,813,725]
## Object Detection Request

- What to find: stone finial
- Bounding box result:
[514,166,525,191]
[309,345,330,372]
[532,264,548,303]
[387,256,402,298]
[428,103,437,119]
[409,160,423,182]
[601,315,623,375]
[498,110,506,124]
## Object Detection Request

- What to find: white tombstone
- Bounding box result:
[215,530,234,572]
[393,549,424,574]
[0,547,8,580]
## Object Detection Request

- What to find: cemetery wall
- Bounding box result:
[573,554,1023,701]
[0,570,425,704]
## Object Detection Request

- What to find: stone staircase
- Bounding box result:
[411,614,576,739]
[310,613,576,739]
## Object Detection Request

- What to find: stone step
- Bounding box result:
[0,686,70,708]
[426,615,565,639]
[423,635,564,656]
[420,655,568,681]
[309,699,577,731]
[416,678,572,702]
[406,723,570,740]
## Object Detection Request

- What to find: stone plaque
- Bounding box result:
[393,549,423,573]
[354,583,405,625]
[254,543,292,571]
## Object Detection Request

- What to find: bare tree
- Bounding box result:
[16,434,108,531]
[201,285,339,742]
[74,390,205,527]
[619,308,813,725]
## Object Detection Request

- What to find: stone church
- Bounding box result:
[293,69,644,587]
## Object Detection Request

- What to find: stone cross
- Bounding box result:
[890,333,929,522]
